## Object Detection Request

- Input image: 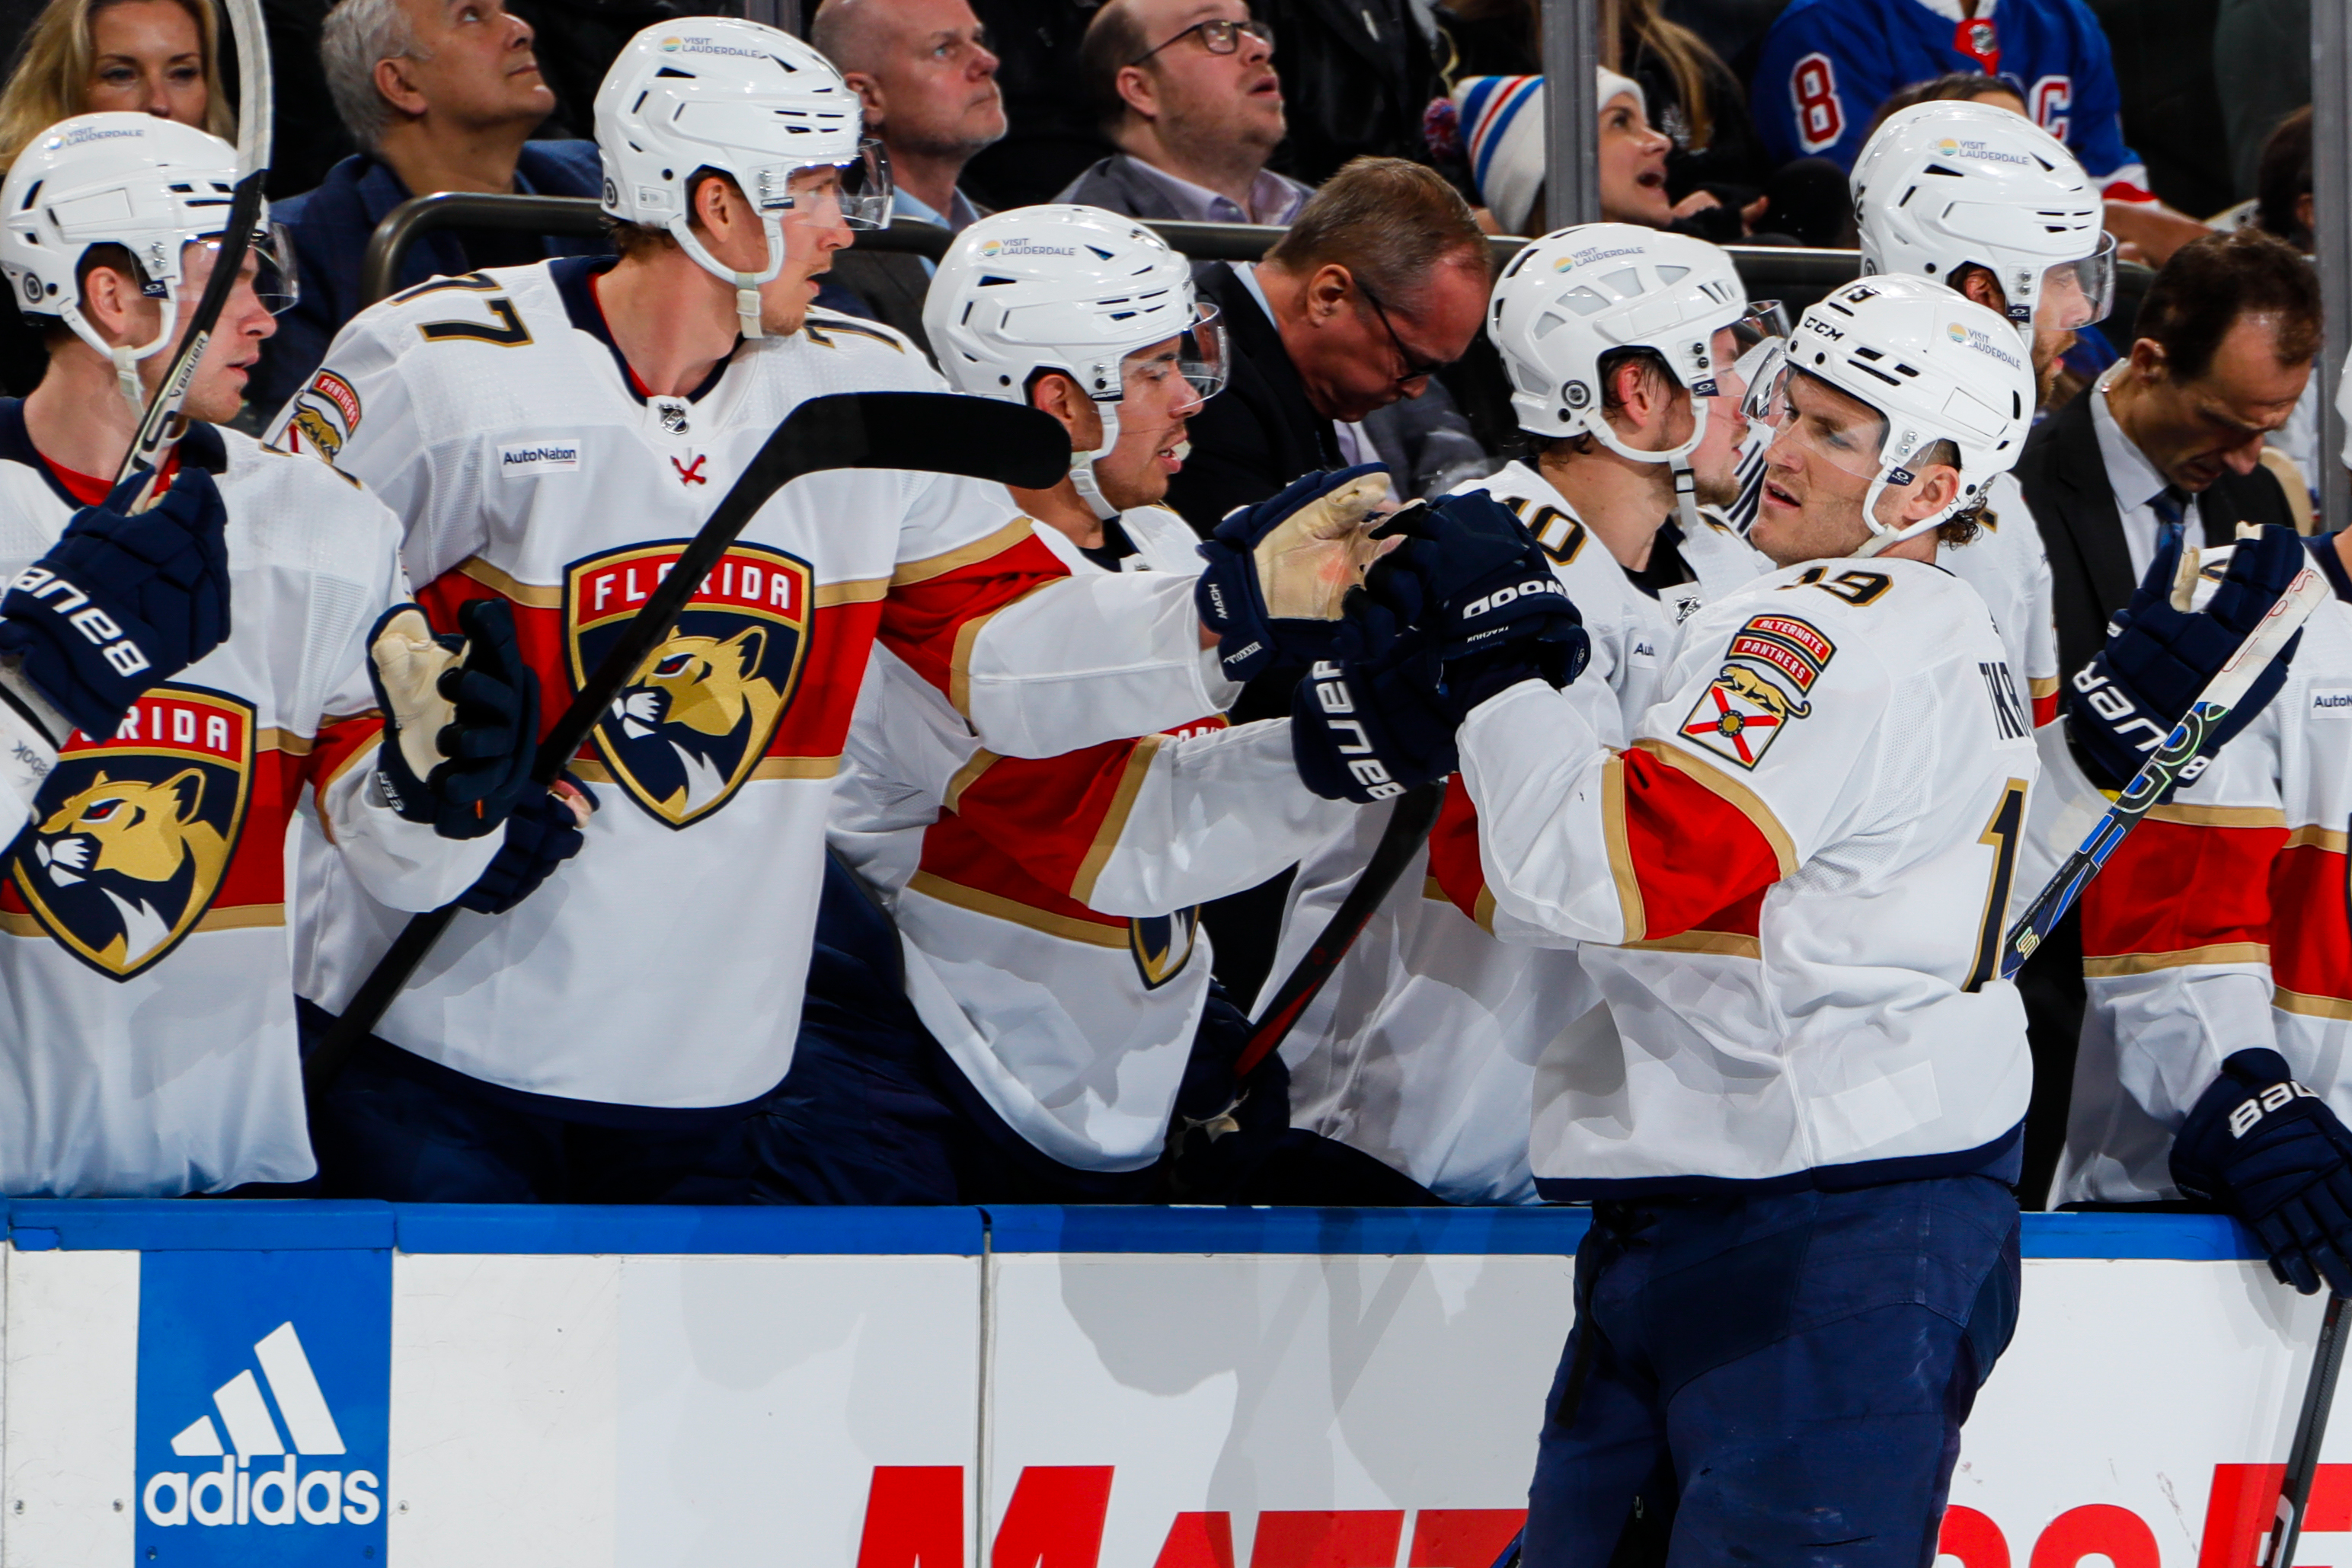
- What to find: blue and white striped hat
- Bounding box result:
[1452,68,1645,235]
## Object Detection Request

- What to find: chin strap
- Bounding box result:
[1067,398,1122,522]
[61,295,178,423]
[671,213,786,342]
[1670,459,1701,537]
[1849,445,1975,558]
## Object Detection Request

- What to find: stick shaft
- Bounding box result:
[2266,1294,2349,1568]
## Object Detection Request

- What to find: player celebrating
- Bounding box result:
[0,115,543,1196]
[275,22,1374,1201]
[1264,225,1780,1204]
[829,206,1366,1200]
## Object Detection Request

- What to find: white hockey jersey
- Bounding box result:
[1947,472,2063,729]
[1457,554,2039,1193]
[273,258,1236,1113]
[1268,461,1764,1202]
[832,505,1352,1171]
[2056,551,2352,1204]
[0,406,494,1195]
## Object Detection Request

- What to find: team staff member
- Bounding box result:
[0,115,540,1196]
[274,21,1380,1201]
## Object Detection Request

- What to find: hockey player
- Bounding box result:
[0,114,545,1196]
[1264,225,1782,1204]
[274,21,1380,1200]
[827,206,1378,1199]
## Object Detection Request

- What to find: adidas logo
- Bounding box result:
[141,1321,381,1528]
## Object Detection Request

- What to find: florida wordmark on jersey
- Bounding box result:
[0,407,494,1194]
[1753,0,2149,195]
[2056,555,2352,1204]
[273,258,1235,1113]
[835,506,1349,1171]
[1268,463,1762,1202]
[1457,555,2038,1193]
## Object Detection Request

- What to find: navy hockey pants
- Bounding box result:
[1525,1176,2021,1568]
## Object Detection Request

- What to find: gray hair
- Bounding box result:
[321,0,427,153]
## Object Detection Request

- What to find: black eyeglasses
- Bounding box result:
[1354,279,1449,385]
[1129,16,1274,66]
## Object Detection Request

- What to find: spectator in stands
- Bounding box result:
[1254,0,1433,185]
[1863,69,2025,141]
[1057,0,1311,225]
[248,0,604,416]
[809,0,1003,354]
[0,0,234,394]
[2253,105,2312,251]
[960,0,1113,208]
[1167,156,1490,532]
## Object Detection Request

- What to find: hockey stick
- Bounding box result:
[1999,566,2329,982]
[2264,1292,2349,1568]
[302,391,1068,1097]
[1233,779,1445,1078]
[112,0,271,503]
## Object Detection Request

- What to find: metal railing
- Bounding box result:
[360,191,2152,341]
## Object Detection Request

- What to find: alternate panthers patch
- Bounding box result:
[566,541,813,828]
[281,369,361,461]
[8,686,254,979]
[1130,907,1199,990]
[1678,615,1832,771]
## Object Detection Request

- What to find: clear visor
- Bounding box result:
[1751,362,1900,485]
[184,221,299,315]
[778,139,893,230]
[2034,230,2116,332]
[1117,302,1229,416]
[1725,298,1790,413]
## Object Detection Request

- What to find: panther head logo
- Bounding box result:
[607,627,785,819]
[30,768,229,972]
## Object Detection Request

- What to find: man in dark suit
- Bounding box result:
[2013,226,2320,1205]
[1163,156,1491,535]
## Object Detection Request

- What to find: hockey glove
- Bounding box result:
[2173,1048,2352,1297]
[1195,465,1394,683]
[369,598,539,841]
[0,465,231,741]
[2066,524,2303,793]
[1372,493,1590,725]
[2308,530,2352,604]
[456,775,593,914]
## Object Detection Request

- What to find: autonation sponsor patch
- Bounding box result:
[135,1248,390,1564]
[500,439,581,476]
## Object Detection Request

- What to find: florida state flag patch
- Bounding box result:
[1678,614,1833,770]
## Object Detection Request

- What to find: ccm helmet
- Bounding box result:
[1761,274,2036,556]
[596,19,889,339]
[0,113,295,414]
[926,206,1226,517]
[1852,101,2114,335]
[1488,222,1786,529]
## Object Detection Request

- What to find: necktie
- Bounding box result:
[2149,485,2191,559]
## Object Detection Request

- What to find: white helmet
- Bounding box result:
[0,113,294,413]
[1852,101,2114,336]
[594,19,889,339]
[1488,222,1786,529]
[1762,274,2036,556]
[926,206,1227,518]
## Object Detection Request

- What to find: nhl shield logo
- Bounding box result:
[566,541,813,828]
[9,687,253,980]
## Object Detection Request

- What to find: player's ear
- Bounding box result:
[2129,335,2170,385]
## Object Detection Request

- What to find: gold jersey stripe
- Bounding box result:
[816,577,890,608]
[2082,941,2272,977]
[0,903,284,939]
[1069,735,1165,906]
[2286,823,2350,854]
[459,555,561,608]
[943,749,1001,813]
[947,580,1056,717]
[1601,753,1645,941]
[2277,987,2352,1021]
[893,519,1038,587]
[567,755,839,786]
[2145,802,2290,829]
[906,870,1130,948]
[1624,928,1763,959]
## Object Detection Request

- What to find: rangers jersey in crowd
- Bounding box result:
[272,257,1237,1115]
[2055,552,2352,1204]
[0,406,496,1194]
[1753,0,2150,198]
[834,504,1350,1172]
[1268,461,1763,1202]
[1456,555,2038,1193]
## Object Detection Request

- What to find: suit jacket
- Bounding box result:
[2015,387,2297,682]
[1165,262,1343,535]
[823,250,936,359]
[1055,155,1194,222]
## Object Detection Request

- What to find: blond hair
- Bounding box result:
[0,0,235,171]
[1604,0,1715,151]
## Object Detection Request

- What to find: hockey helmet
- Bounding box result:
[594,20,890,337]
[1753,274,2036,556]
[0,114,295,407]
[1852,101,2113,334]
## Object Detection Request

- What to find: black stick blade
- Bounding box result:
[787,391,1070,491]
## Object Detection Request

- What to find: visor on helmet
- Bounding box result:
[190,221,299,316]
[2033,229,2116,332]
[771,140,893,229]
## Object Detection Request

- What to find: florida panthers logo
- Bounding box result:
[8,688,251,979]
[566,541,812,827]
[1130,907,1200,990]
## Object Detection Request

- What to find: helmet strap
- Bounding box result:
[1069,398,1122,522]
[669,212,786,343]
[61,293,178,423]
[1671,459,1702,538]
[1852,461,1965,557]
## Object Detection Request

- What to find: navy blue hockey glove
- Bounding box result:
[1195,465,1393,683]
[0,465,230,739]
[456,776,592,914]
[2173,1049,2352,1296]
[1371,493,1590,724]
[2066,525,2303,793]
[2309,530,2352,604]
[368,598,539,841]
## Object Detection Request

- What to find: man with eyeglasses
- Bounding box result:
[1060,0,1308,227]
[810,0,1005,356]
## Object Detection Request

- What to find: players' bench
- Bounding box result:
[365,190,2155,325]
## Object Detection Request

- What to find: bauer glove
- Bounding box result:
[456,774,593,914]
[2173,1048,2352,1297]
[1195,465,1395,684]
[1289,533,1457,801]
[369,598,539,840]
[2067,524,2302,793]
[0,465,230,741]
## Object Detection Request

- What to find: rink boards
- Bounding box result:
[0,1202,2332,1567]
